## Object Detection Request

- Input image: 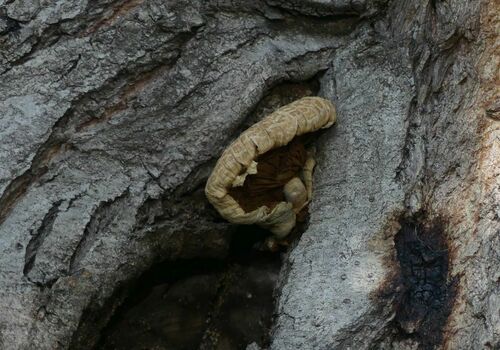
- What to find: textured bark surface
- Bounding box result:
[0,0,498,349]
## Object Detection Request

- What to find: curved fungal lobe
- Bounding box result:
[205,97,336,238]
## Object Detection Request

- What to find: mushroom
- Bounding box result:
[205,96,336,238]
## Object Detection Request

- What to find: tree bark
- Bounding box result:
[0,0,497,349]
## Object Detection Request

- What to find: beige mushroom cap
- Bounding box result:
[205,96,336,237]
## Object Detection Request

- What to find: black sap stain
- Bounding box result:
[393,218,458,350]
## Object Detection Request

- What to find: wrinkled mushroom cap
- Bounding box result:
[205,96,336,237]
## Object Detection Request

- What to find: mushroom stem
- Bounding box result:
[302,155,316,203]
[284,177,308,213]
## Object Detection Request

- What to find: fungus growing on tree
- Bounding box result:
[205,97,336,238]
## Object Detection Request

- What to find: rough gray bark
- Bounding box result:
[0,0,497,349]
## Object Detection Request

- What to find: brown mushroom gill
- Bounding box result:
[228,139,308,213]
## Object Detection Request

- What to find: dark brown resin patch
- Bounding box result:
[392,218,458,350]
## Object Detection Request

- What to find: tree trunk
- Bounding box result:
[0,0,497,349]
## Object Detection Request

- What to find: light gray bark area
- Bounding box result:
[273,1,499,349]
[272,1,500,349]
[0,0,498,349]
[271,25,415,349]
